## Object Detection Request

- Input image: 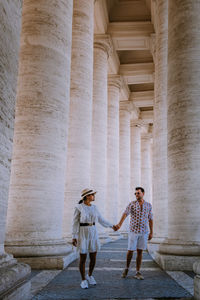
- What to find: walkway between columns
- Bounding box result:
[31,239,193,299]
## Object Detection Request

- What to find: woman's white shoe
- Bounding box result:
[86,274,97,285]
[80,280,89,289]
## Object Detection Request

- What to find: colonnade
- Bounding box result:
[1,0,200,298]
[0,1,150,297]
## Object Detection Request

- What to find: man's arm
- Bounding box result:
[115,213,127,230]
[148,219,153,240]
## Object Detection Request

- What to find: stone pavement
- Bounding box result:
[30,238,194,299]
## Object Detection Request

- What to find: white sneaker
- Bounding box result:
[80,280,88,289]
[86,274,97,285]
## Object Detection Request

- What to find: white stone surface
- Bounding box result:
[0,262,31,300]
[106,75,121,222]
[30,270,61,298]
[130,121,141,191]
[0,0,22,256]
[152,0,168,241]
[91,35,112,224]
[166,271,194,296]
[5,0,73,259]
[158,0,200,266]
[141,133,152,203]
[64,0,94,238]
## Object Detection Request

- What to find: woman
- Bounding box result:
[72,188,115,289]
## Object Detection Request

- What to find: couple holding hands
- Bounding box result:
[72,187,153,289]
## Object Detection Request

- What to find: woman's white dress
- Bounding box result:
[72,203,113,254]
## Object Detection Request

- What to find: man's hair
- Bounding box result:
[135,186,145,193]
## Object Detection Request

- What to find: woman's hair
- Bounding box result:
[78,196,87,204]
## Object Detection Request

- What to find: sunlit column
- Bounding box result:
[158,0,200,270]
[152,0,168,244]
[6,0,73,269]
[63,0,94,238]
[141,133,152,203]
[91,35,112,218]
[119,101,131,225]
[130,121,141,192]
[106,75,121,223]
[0,1,31,297]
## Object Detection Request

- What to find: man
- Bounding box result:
[115,187,153,280]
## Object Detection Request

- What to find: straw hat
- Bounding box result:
[81,188,97,200]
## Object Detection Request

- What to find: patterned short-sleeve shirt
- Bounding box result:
[124,200,153,234]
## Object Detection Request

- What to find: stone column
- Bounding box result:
[106,75,121,223]
[5,0,73,269]
[158,0,200,270]
[141,133,152,203]
[63,0,94,238]
[130,121,141,192]
[150,0,168,255]
[90,35,112,224]
[119,101,131,229]
[0,1,31,298]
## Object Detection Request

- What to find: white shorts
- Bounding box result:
[128,232,149,251]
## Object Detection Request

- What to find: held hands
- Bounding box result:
[72,238,77,247]
[112,224,121,231]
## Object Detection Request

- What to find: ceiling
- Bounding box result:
[94,0,155,127]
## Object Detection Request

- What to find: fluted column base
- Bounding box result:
[5,239,78,270]
[0,254,31,300]
[194,261,200,300]
[155,239,200,270]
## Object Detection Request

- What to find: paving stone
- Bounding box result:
[32,239,193,300]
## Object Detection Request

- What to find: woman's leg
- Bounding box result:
[79,253,87,280]
[89,252,97,276]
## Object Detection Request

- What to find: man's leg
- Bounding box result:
[134,249,144,279]
[126,250,134,269]
[136,249,143,272]
[122,250,133,278]
[133,233,148,279]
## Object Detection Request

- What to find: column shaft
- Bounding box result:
[5,0,73,268]
[0,1,31,298]
[152,0,168,242]
[64,0,94,238]
[119,102,131,219]
[106,75,121,222]
[0,0,21,257]
[158,0,200,270]
[91,35,112,218]
[130,122,141,191]
[141,134,152,203]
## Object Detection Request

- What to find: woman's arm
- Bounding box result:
[96,207,113,228]
[72,207,80,246]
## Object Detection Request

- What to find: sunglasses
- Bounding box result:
[135,192,140,195]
